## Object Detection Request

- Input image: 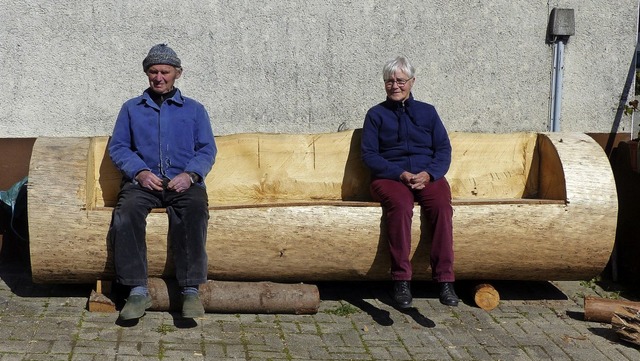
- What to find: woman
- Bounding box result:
[361,56,459,308]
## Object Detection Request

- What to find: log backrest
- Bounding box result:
[88,130,560,209]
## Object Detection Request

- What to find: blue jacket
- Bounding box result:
[361,94,451,181]
[108,88,217,184]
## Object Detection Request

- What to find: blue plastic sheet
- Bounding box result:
[0,176,28,241]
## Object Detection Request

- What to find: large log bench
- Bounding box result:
[27,130,617,284]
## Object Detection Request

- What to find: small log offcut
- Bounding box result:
[473,283,500,311]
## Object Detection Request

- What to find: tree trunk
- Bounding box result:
[27,131,618,283]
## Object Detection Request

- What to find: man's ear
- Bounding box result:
[175,68,183,79]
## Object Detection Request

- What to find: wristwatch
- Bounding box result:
[188,172,199,184]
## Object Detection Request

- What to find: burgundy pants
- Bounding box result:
[370,177,455,282]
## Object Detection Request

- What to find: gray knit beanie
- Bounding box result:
[142,44,181,72]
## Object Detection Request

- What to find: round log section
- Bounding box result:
[27,130,617,283]
[473,283,500,311]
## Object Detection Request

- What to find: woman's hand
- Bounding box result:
[400,171,431,190]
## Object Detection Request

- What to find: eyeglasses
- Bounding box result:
[384,78,413,87]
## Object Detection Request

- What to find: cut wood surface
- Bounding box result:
[0,138,35,190]
[28,130,618,283]
[583,296,640,323]
[146,278,319,314]
[88,290,116,313]
[473,283,500,311]
[612,306,640,347]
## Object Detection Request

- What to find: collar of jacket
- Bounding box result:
[382,93,415,111]
[138,87,185,110]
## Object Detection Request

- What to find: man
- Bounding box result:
[108,44,217,320]
[361,56,459,308]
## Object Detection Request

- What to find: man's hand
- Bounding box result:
[136,170,163,191]
[400,171,431,190]
[167,172,192,193]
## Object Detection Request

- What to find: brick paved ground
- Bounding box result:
[0,247,638,360]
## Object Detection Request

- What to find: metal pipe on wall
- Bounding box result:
[550,40,565,132]
[547,8,575,132]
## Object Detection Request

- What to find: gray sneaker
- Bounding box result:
[181,294,205,318]
[119,294,152,320]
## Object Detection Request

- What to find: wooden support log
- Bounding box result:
[87,279,320,314]
[583,296,640,323]
[147,278,320,314]
[612,306,640,347]
[473,283,500,311]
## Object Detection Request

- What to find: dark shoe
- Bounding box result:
[439,282,459,306]
[119,294,152,320]
[393,281,412,308]
[181,293,205,318]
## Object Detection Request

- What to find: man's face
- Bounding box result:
[384,70,414,102]
[146,64,181,94]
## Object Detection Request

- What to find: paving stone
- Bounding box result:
[0,258,639,360]
[201,343,227,359]
[385,345,413,360]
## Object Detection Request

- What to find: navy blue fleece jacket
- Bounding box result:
[361,94,451,181]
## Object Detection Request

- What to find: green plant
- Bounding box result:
[324,303,361,317]
[155,324,175,335]
[624,99,638,116]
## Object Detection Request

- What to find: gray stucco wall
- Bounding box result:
[1,1,638,137]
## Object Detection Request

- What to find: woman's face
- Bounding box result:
[384,70,414,102]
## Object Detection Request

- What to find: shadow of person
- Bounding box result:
[401,307,436,328]
[342,294,394,326]
[375,288,436,328]
[172,314,198,328]
[115,317,141,328]
[321,281,436,328]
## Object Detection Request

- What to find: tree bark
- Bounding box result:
[27,131,618,283]
[147,278,319,314]
[583,296,640,323]
[611,305,640,346]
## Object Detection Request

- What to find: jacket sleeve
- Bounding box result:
[184,104,217,181]
[425,112,452,181]
[361,112,406,180]
[108,104,150,180]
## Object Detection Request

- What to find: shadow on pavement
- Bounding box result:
[0,236,92,299]
[316,279,574,327]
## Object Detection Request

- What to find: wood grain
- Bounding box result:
[28,130,617,283]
